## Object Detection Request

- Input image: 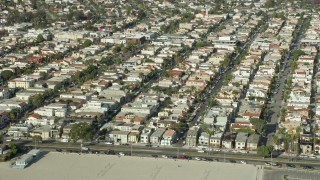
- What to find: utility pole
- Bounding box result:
[130,143,132,156]
[271,150,273,164]
[80,140,83,154]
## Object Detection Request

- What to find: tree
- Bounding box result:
[113,45,122,54]
[31,94,44,108]
[272,135,280,149]
[250,118,266,134]
[209,96,219,107]
[173,122,183,132]
[257,145,274,157]
[9,108,20,122]
[81,39,92,48]
[69,122,94,143]
[5,143,19,160]
[32,135,42,143]
[36,34,45,43]
[265,0,275,8]
[137,10,146,20]
[33,10,48,29]
[196,41,206,48]
[39,72,47,79]
[1,70,13,81]
[138,72,144,80]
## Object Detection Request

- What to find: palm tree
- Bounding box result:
[272,135,280,150]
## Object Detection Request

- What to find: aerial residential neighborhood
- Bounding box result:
[0,0,320,180]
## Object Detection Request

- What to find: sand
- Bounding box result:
[0,152,261,180]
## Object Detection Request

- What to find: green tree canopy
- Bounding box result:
[69,122,94,143]
[257,145,274,157]
[81,39,92,48]
[250,118,266,134]
[31,94,45,108]
[1,70,13,81]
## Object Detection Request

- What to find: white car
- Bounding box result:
[162,155,168,158]
[195,157,201,161]
[119,152,125,156]
[240,161,247,164]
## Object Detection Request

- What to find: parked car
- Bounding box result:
[162,155,168,158]
[265,162,271,166]
[240,161,247,164]
[286,164,296,168]
[119,152,125,156]
[302,166,314,170]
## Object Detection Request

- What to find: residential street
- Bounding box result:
[264,18,307,138]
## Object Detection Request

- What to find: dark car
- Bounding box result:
[56,149,63,152]
[302,166,314,170]
[229,160,236,163]
[152,155,159,158]
[286,164,296,168]
[145,144,152,147]
[184,156,192,160]
[108,150,116,155]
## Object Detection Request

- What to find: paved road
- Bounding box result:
[19,141,320,170]
[190,17,267,127]
[264,18,306,136]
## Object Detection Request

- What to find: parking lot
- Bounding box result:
[0,152,262,180]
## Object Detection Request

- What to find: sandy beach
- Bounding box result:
[0,152,261,180]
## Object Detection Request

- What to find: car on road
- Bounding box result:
[309,156,317,159]
[178,155,185,160]
[162,155,168,158]
[151,155,158,158]
[240,161,247,164]
[271,162,281,167]
[212,159,219,162]
[229,160,236,163]
[302,166,314,170]
[194,157,201,161]
[286,164,296,168]
[118,152,125,156]
[265,162,271,166]
[56,149,63,152]
[107,150,115,155]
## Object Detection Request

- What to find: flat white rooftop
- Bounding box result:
[0,152,262,180]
